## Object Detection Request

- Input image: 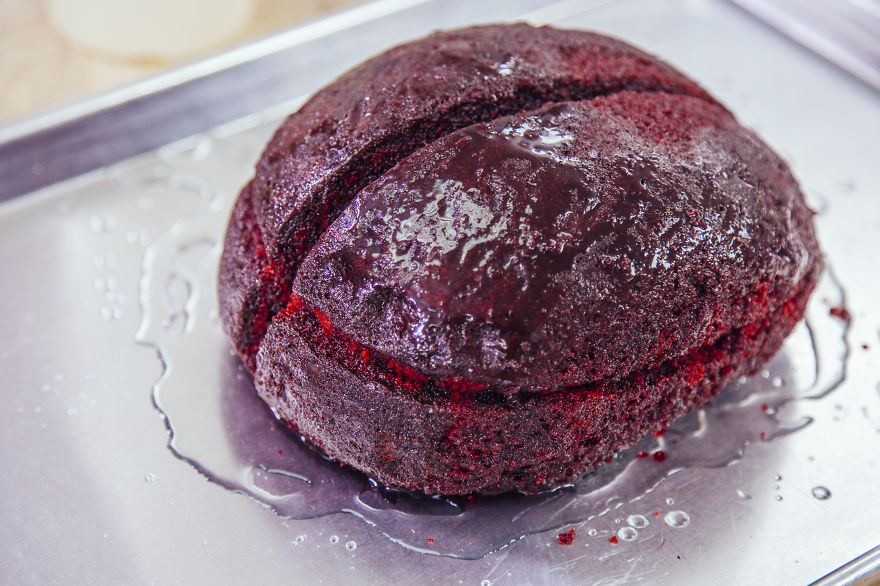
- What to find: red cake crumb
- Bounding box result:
[558,528,577,545]
[829,306,850,320]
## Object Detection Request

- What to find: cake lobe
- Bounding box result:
[294,92,819,391]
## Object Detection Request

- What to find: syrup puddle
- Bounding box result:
[137,214,849,559]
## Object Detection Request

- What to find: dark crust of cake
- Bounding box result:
[218,23,824,494]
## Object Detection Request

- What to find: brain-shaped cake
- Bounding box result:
[218,24,823,495]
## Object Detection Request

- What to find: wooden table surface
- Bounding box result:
[0,0,363,126]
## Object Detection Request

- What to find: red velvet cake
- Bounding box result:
[218,24,823,495]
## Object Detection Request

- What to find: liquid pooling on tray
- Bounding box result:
[136,162,849,559]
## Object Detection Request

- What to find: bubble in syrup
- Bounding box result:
[192,137,213,160]
[481,580,492,586]
[836,175,856,192]
[144,472,156,483]
[626,514,649,529]
[345,541,357,551]
[295,535,306,544]
[772,376,783,388]
[587,528,598,537]
[329,535,339,544]
[811,486,831,500]
[665,497,675,506]
[617,526,638,542]
[89,214,118,233]
[664,510,691,528]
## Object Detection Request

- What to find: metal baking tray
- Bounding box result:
[730,0,880,93]
[2,0,879,583]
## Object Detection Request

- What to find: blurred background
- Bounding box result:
[0,0,365,125]
[1,0,877,127]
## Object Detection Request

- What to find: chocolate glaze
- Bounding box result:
[294,93,819,391]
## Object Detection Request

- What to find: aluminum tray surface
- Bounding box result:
[1,0,879,584]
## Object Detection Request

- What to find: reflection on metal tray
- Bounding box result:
[1,0,879,584]
[730,0,880,91]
